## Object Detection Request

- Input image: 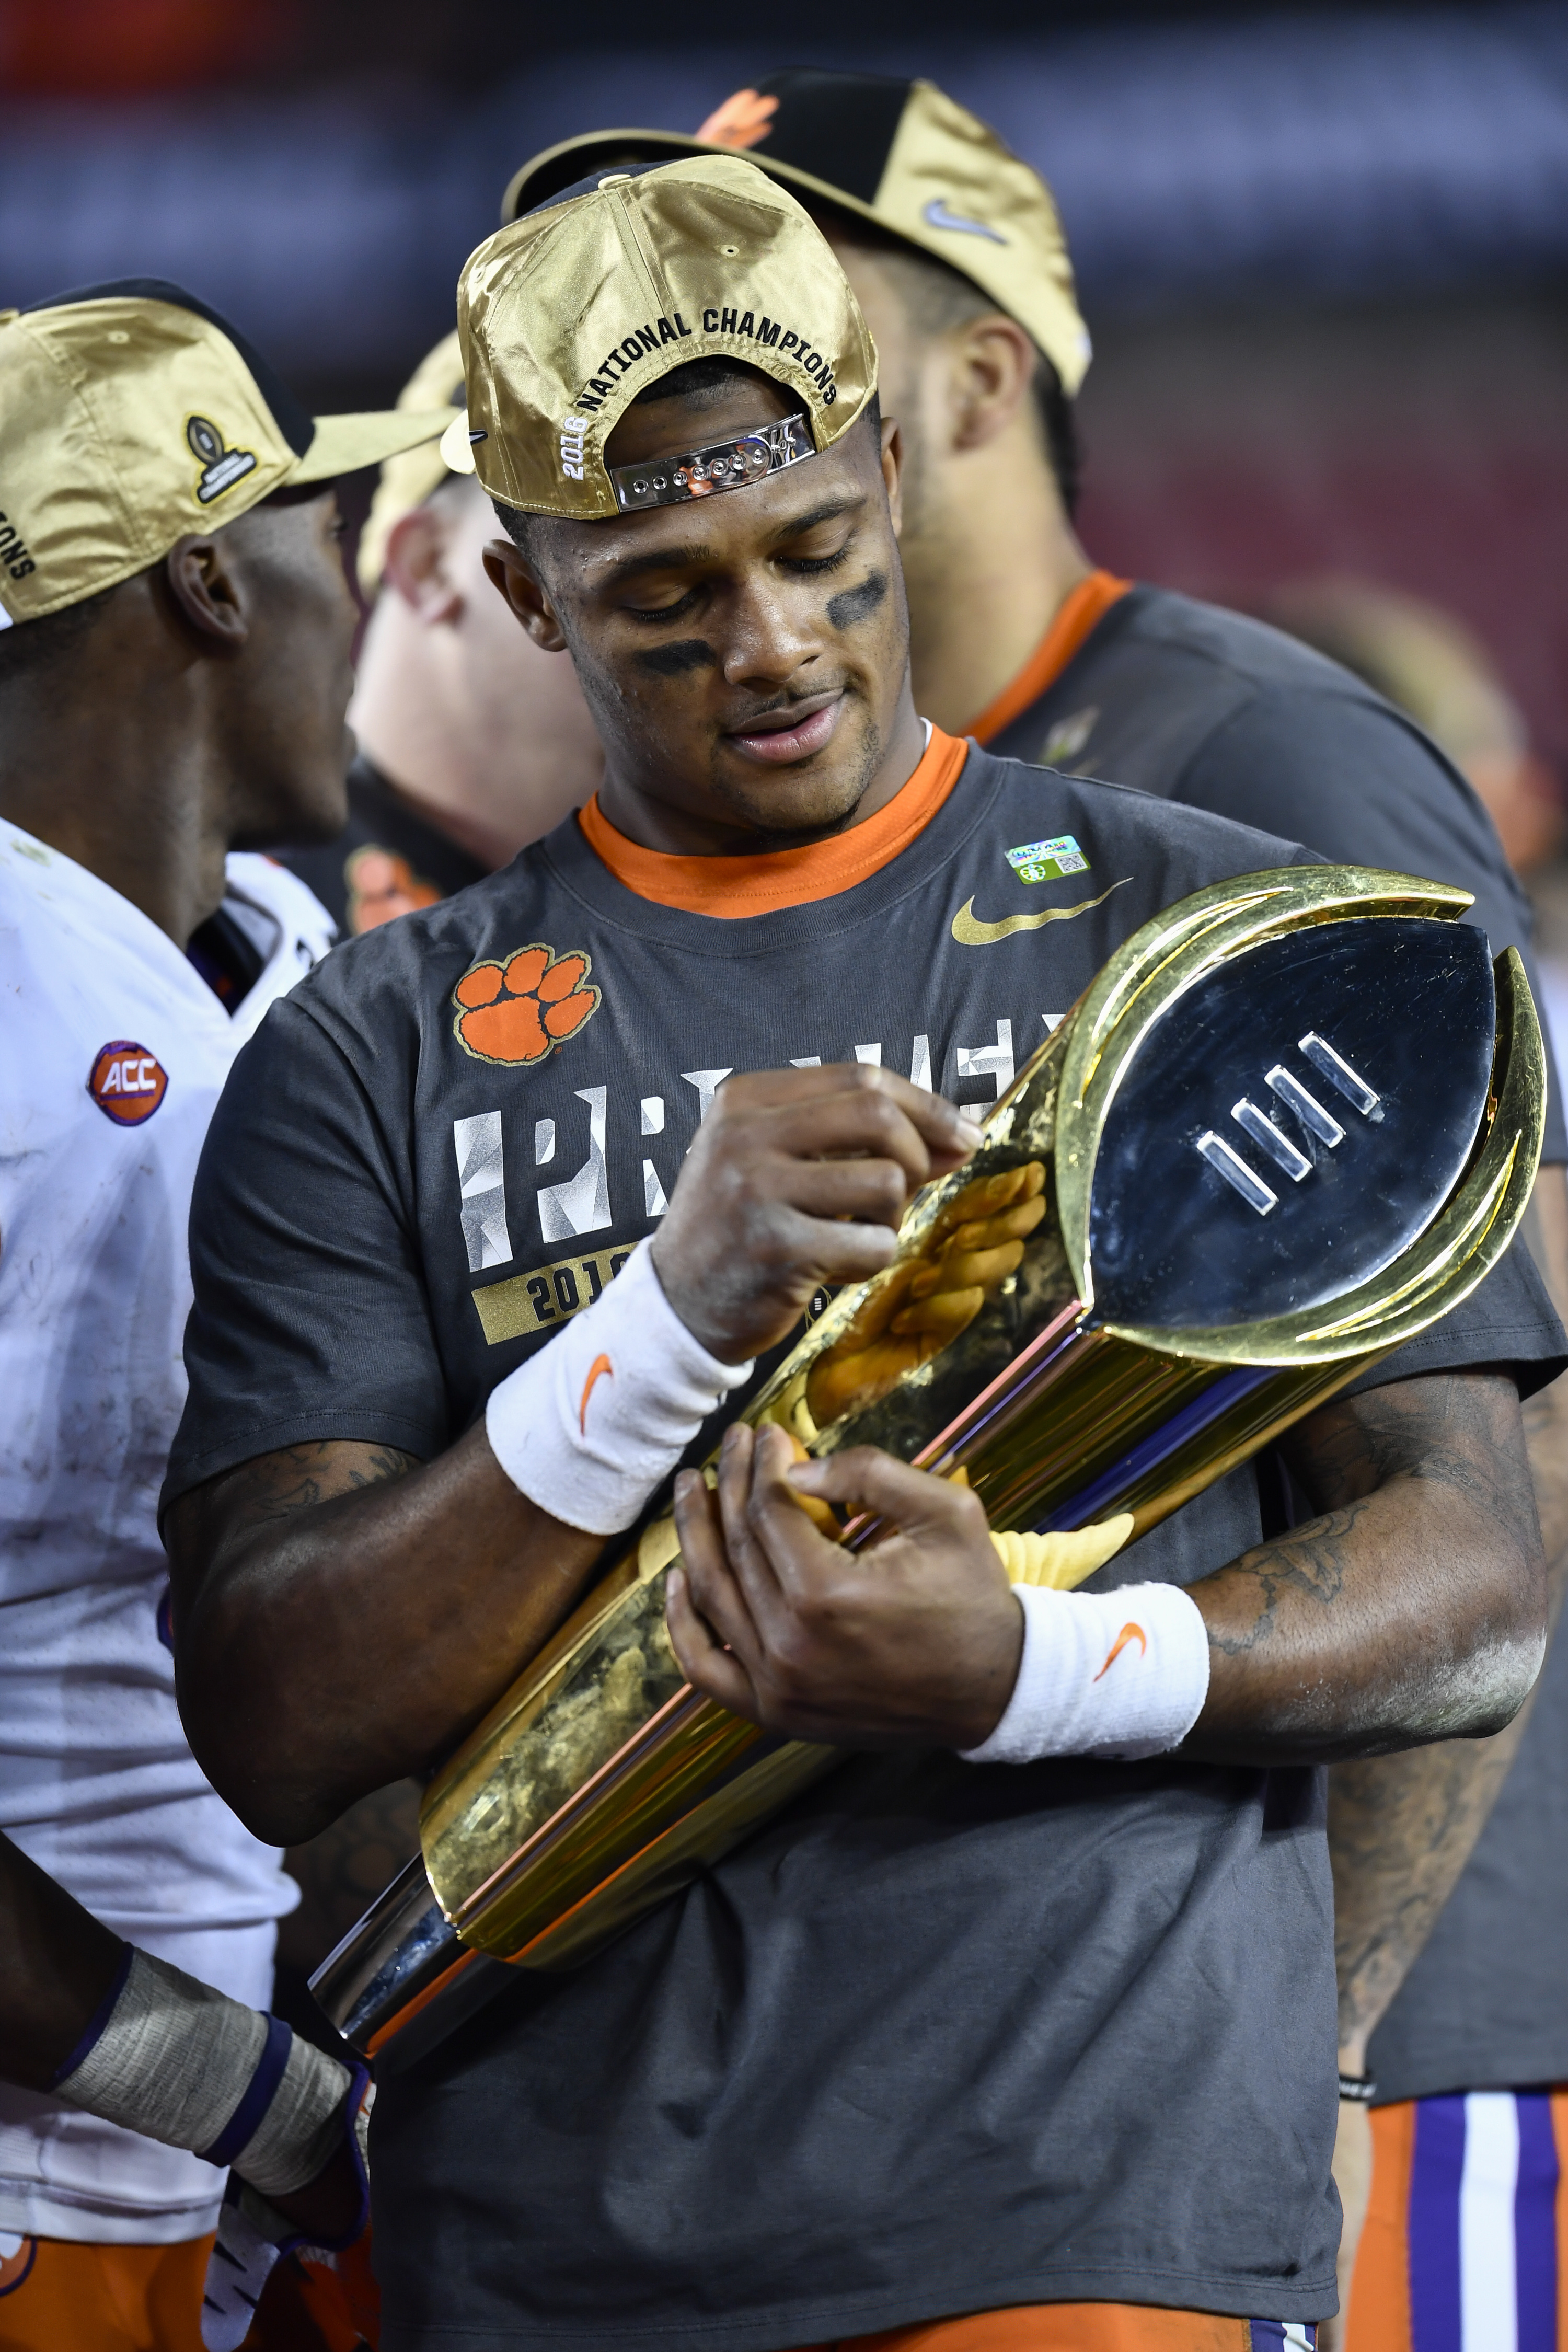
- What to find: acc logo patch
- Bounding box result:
[453,944,601,1066]
[0,2233,37,2296]
[88,1040,168,1124]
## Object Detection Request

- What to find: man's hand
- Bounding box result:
[168,1065,980,1842]
[666,1368,1544,1770]
[667,1424,1023,1750]
[652,1065,982,1364]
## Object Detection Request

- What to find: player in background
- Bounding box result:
[1257,579,1568,2346]
[0,278,448,2351]
[0,1826,374,2350]
[164,160,1563,2350]
[1261,578,1563,875]
[511,84,1568,2339]
[282,329,603,937]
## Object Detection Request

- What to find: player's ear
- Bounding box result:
[880,416,904,540]
[947,313,1035,455]
[483,538,570,654]
[163,532,249,650]
[382,505,463,628]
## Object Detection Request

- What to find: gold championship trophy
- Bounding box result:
[314,864,1546,2061]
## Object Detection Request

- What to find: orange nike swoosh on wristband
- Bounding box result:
[579,1354,613,1433]
[1093,1622,1147,1681]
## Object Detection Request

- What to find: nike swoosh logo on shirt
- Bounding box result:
[951,877,1132,944]
[923,198,1008,245]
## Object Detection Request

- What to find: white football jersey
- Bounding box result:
[0,823,335,2243]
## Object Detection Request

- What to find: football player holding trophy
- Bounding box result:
[166,161,1563,2351]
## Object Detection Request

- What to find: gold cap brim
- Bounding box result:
[439,411,478,478]
[292,407,459,487]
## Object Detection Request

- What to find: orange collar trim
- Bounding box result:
[965,570,1131,748]
[578,727,971,919]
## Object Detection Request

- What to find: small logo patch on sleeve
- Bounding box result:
[452,943,602,1066]
[88,1040,168,1124]
[1006,835,1089,884]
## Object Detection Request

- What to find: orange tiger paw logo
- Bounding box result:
[452,943,601,1066]
[695,87,778,149]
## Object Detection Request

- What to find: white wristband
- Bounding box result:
[960,1579,1211,1763]
[485,1239,753,1537]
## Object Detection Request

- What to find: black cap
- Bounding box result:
[499,74,1091,397]
[504,74,914,220]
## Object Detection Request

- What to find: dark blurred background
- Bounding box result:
[4,0,1564,748]
[11,0,1563,1976]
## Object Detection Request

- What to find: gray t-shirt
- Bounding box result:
[986,584,1566,1165]
[167,745,1565,2350]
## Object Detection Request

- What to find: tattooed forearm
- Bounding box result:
[1329,1712,1540,2060]
[1285,1370,1530,1512]
[164,1425,606,1844]
[200,1440,420,1536]
[1204,1501,1366,1657]
[1185,1369,1545,1766]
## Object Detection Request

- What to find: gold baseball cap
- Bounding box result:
[447,154,878,523]
[356,328,467,598]
[501,73,1091,399]
[0,278,457,627]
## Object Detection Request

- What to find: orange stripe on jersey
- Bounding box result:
[965,569,1132,748]
[1343,2098,1416,2352]
[1552,2086,1568,2346]
[579,727,970,918]
[791,2302,1251,2350]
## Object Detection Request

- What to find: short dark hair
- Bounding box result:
[627,354,768,410]
[628,355,882,444]
[0,581,120,685]
[493,498,534,564]
[806,204,1081,518]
